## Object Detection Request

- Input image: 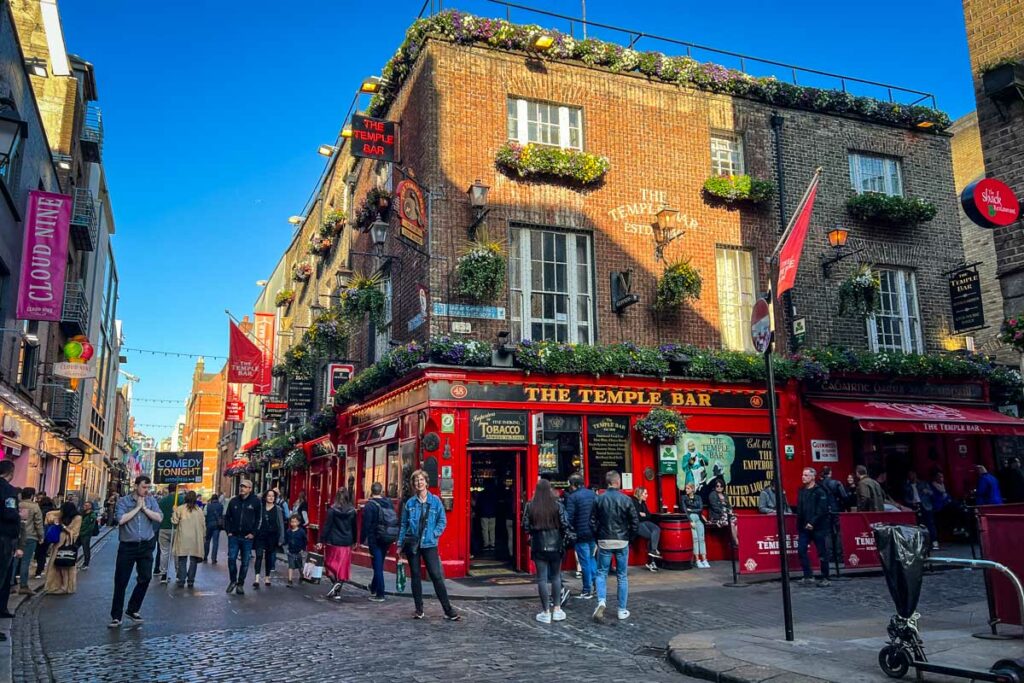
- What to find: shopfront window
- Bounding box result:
[362,444,387,499]
[538,414,582,487]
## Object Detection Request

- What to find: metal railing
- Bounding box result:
[45,379,81,429]
[69,187,98,251]
[81,103,104,156]
[61,280,90,333]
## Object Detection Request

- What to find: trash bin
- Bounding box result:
[873,524,927,619]
[656,514,694,569]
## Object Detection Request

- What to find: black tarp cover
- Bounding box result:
[873,524,927,618]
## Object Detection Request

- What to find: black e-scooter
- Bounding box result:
[874,525,1024,682]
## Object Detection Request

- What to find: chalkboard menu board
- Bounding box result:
[587,416,631,486]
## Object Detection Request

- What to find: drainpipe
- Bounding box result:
[770,112,797,353]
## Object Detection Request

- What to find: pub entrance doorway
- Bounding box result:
[468,450,526,576]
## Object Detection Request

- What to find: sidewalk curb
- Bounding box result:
[666,634,829,683]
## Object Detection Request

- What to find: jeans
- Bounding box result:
[157,529,173,576]
[574,540,597,593]
[480,517,496,548]
[80,535,92,567]
[637,521,661,554]
[175,556,199,585]
[205,527,221,561]
[15,538,38,587]
[110,539,155,620]
[798,528,829,579]
[596,545,629,609]
[33,540,49,576]
[688,514,706,556]
[253,544,277,576]
[227,535,254,584]
[404,546,454,616]
[369,543,386,597]
[534,556,563,611]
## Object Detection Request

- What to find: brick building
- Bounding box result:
[180,356,226,495]
[963,0,1024,318]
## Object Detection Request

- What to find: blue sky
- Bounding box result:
[57,0,974,442]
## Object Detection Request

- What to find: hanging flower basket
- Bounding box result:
[274,289,295,307]
[309,236,333,257]
[454,235,506,303]
[320,209,346,237]
[356,188,392,230]
[284,448,308,470]
[837,264,881,316]
[634,407,688,443]
[702,174,774,206]
[339,271,387,330]
[655,260,703,310]
[998,315,1024,353]
[292,262,313,282]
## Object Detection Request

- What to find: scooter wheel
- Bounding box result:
[878,645,911,678]
[992,659,1024,683]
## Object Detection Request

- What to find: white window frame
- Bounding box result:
[710,133,744,176]
[510,227,594,344]
[373,276,392,363]
[867,268,923,354]
[715,247,757,352]
[507,97,583,150]
[849,152,904,196]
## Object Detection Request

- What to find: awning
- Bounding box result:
[810,399,1024,436]
[240,438,260,452]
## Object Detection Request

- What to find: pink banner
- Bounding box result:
[16,191,72,321]
[838,511,915,569]
[738,513,816,574]
[254,312,275,395]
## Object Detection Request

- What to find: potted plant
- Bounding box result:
[655,260,703,310]
[702,174,774,206]
[321,209,346,237]
[659,343,693,375]
[981,59,1024,99]
[274,289,295,307]
[837,264,881,316]
[292,262,313,282]
[454,234,506,303]
[370,187,392,220]
[998,315,1024,353]
[634,406,688,443]
[308,236,333,257]
[338,271,387,330]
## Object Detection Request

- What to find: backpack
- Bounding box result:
[374,499,400,545]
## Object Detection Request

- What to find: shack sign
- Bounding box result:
[961,177,1020,229]
[349,114,398,162]
[948,266,985,333]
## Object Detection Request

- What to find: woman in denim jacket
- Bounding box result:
[397,469,460,621]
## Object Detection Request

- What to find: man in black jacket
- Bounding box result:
[590,471,639,622]
[360,482,393,602]
[797,467,831,587]
[224,480,262,595]
[0,460,22,627]
[565,474,597,599]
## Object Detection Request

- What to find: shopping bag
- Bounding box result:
[303,551,325,583]
[396,559,407,593]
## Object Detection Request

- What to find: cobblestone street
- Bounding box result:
[10,530,993,683]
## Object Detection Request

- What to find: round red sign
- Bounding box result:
[750,298,772,354]
[961,177,1021,229]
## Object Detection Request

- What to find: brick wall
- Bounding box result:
[963,0,1024,316]
[338,39,965,369]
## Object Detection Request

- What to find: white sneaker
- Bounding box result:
[593,601,606,620]
[535,611,552,624]
[700,560,711,568]
[618,608,630,620]
[551,607,566,622]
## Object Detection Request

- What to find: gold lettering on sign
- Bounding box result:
[608,188,699,237]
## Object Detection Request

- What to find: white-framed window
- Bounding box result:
[507,98,582,150]
[868,268,922,353]
[373,276,392,363]
[710,133,744,176]
[715,247,757,352]
[510,227,593,344]
[849,152,903,196]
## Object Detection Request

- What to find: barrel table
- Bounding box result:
[656,513,694,569]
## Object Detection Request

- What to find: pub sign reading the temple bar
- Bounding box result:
[350,114,398,162]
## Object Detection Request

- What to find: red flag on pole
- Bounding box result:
[775,171,821,300]
[253,312,275,396]
[228,321,262,383]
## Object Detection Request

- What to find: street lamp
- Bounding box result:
[821,225,863,277]
[360,76,382,94]
[341,126,353,139]
[317,144,337,157]
[370,220,388,251]
[652,206,681,261]
[288,215,304,225]
[0,96,27,175]
[467,179,491,239]
[826,227,849,249]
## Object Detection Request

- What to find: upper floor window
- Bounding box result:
[715,247,757,352]
[507,98,582,150]
[373,276,393,363]
[710,133,744,176]
[849,152,903,196]
[868,268,922,353]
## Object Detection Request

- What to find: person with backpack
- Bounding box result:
[15,487,43,593]
[204,492,224,563]
[522,479,573,624]
[361,482,397,603]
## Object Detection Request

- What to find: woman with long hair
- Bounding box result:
[522,479,572,624]
[707,479,739,547]
[253,489,286,589]
[631,487,662,571]
[681,483,709,568]
[319,487,356,601]
[171,490,207,588]
[44,501,81,595]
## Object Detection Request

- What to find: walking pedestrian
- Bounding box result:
[631,487,662,571]
[0,460,22,627]
[796,467,831,587]
[44,502,82,595]
[204,491,224,563]
[681,483,709,568]
[397,469,460,620]
[292,491,309,527]
[78,501,100,570]
[171,491,206,588]
[14,487,43,593]
[109,475,163,628]
[253,489,285,589]
[284,515,307,587]
[360,482,397,602]
[105,493,118,527]
[707,479,739,547]
[903,471,938,550]
[591,470,639,622]
[156,484,179,584]
[522,479,572,624]
[320,488,355,601]
[33,493,55,579]
[224,479,262,596]
[855,465,885,512]
[565,474,597,599]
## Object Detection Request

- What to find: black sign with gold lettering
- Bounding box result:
[469,410,529,444]
[948,267,985,333]
[587,416,630,486]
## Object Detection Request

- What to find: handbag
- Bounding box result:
[396,559,407,593]
[54,543,78,568]
[303,550,325,583]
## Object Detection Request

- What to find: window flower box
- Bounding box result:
[702,174,774,207]
[496,142,609,185]
[982,60,1024,100]
[846,193,937,227]
[274,289,295,307]
[320,209,346,237]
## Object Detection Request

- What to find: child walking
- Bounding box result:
[284,515,307,586]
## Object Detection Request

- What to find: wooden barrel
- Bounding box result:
[657,514,694,569]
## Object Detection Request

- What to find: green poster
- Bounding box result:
[658,444,678,475]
